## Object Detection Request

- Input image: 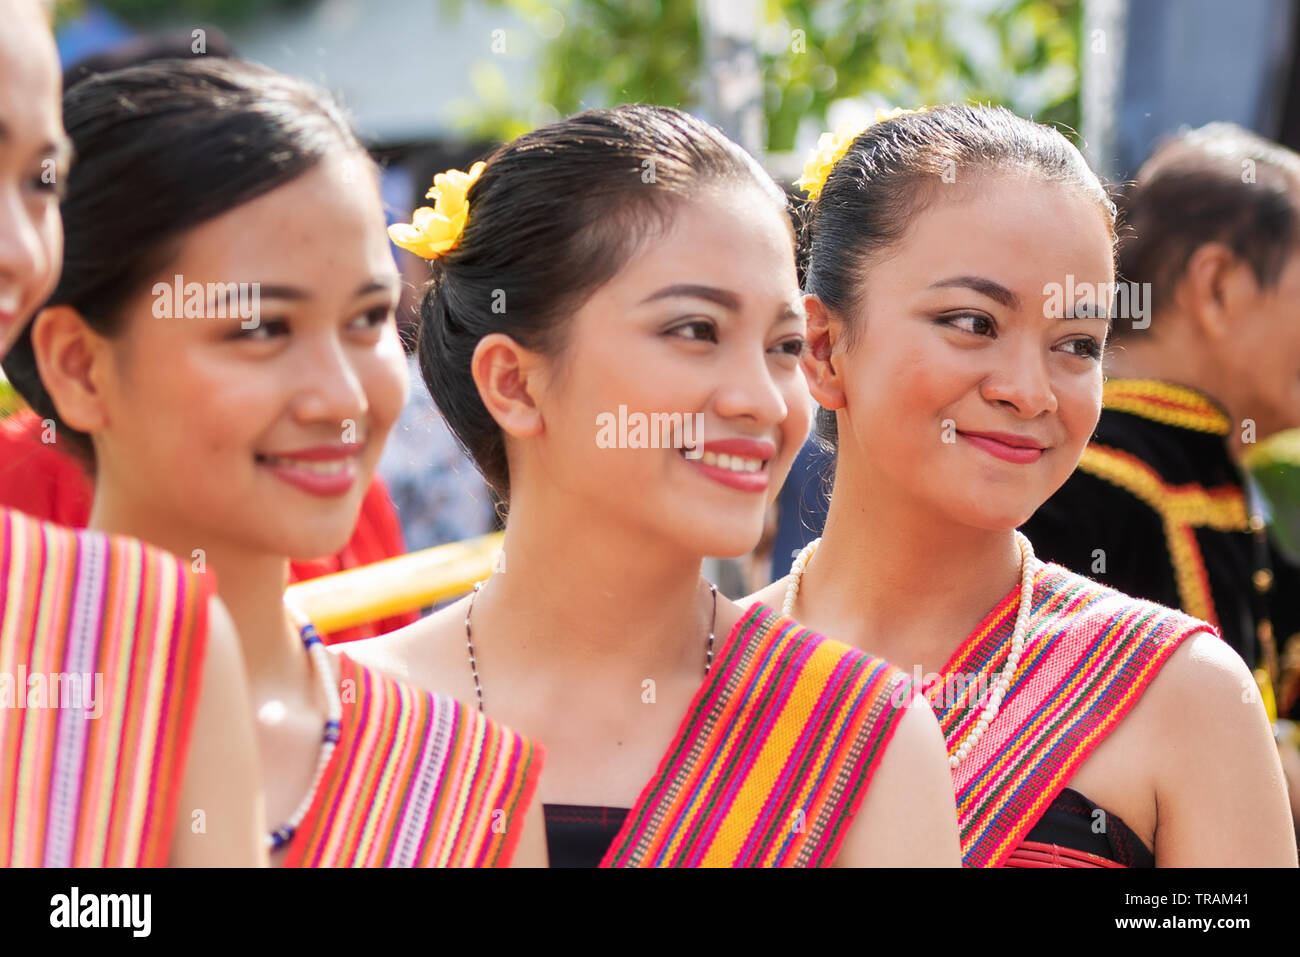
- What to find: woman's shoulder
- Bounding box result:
[1140,627,1256,719]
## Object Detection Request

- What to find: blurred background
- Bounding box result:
[44,0,1300,188]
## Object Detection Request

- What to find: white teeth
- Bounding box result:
[0,291,19,314]
[261,455,351,474]
[697,451,764,473]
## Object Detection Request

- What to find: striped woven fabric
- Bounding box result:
[601,602,912,868]
[283,652,541,867]
[0,507,209,867]
[929,560,1208,868]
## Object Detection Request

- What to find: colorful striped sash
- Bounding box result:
[283,652,541,867]
[928,560,1209,867]
[0,507,209,867]
[601,602,912,867]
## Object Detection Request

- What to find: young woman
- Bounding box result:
[346,105,961,867]
[750,104,1297,867]
[0,0,263,867]
[3,56,543,867]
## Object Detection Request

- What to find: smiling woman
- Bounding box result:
[1,56,542,867]
[345,105,962,867]
[748,104,1297,867]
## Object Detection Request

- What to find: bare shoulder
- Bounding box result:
[334,596,471,698]
[1141,630,1259,730]
[835,692,961,867]
[1138,629,1276,791]
[1142,633,1296,865]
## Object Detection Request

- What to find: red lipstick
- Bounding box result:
[256,445,361,497]
[682,437,776,493]
[958,430,1046,465]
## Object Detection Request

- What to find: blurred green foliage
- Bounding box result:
[470,0,1081,151]
[0,378,21,420]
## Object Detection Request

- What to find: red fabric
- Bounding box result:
[0,409,93,527]
[1004,840,1126,868]
[0,408,417,643]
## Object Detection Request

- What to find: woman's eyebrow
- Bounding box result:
[639,283,741,310]
[927,275,1020,310]
[353,278,401,299]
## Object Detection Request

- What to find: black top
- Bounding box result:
[543,804,629,868]
[542,791,1153,867]
[1020,788,1154,867]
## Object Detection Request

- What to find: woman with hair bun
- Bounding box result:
[4,55,543,866]
[749,104,1296,867]
[348,105,961,867]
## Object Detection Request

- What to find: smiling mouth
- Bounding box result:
[956,431,1046,465]
[682,448,767,473]
[255,453,355,475]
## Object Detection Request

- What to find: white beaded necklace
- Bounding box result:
[270,603,343,852]
[782,531,1038,769]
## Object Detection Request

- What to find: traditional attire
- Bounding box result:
[543,602,914,868]
[0,507,209,867]
[1022,378,1300,719]
[928,557,1208,867]
[283,652,541,868]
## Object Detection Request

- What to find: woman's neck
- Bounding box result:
[87,484,307,701]
[799,461,1023,673]
[471,483,719,687]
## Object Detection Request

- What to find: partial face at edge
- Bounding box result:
[822,173,1115,531]
[0,0,65,358]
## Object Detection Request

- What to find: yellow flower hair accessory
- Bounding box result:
[795,106,929,201]
[388,160,487,260]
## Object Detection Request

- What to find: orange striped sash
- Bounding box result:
[601,603,912,867]
[282,653,541,867]
[0,507,209,866]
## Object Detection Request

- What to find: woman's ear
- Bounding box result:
[801,294,847,412]
[470,332,547,439]
[29,305,112,434]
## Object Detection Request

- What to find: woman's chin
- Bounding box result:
[936,498,1040,534]
[684,525,765,563]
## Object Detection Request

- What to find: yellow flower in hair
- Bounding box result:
[388,160,487,260]
[795,106,929,201]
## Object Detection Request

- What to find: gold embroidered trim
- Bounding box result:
[1078,445,1250,626]
[1102,379,1232,435]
